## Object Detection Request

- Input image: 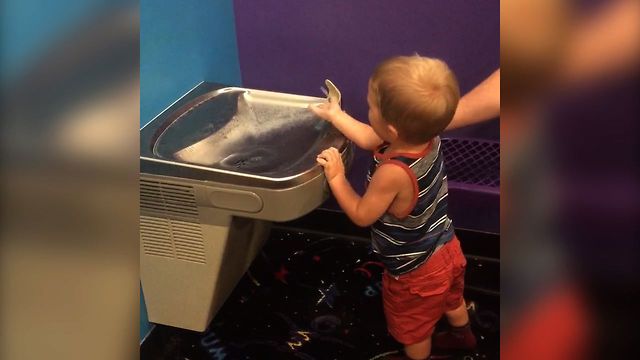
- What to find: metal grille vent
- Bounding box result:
[170,218,206,264]
[140,216,174,259]
[140,180,205,264]
[140,180,199,218]
[441,138,500,188]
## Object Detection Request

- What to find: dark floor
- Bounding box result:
[141,224,499,360]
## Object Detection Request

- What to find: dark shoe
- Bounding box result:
[383,355,412,360]
[432,323,477,350]
[377,350,429,360]
[383,355,428,360]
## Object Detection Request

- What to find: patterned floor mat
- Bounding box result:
[141,229,499,359]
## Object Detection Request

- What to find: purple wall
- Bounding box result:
[233,1,499,129]
[234,0,499,214]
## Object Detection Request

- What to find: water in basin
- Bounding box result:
[153,89,340,177]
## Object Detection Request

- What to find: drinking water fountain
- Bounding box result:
[140,82,351,331]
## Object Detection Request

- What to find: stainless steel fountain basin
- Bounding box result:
[141,82,349,188]
[140,82,351,222]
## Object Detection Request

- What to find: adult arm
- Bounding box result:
[446,69,500,131]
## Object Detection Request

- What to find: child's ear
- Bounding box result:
[386,123,399,141]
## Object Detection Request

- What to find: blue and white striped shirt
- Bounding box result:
[366,136,455,275]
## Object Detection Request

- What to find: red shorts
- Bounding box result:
[382,236,467,345]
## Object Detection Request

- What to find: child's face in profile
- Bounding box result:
[367,86,394,143]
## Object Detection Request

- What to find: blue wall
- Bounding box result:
[3,0,318,345]
[0,0,114,82]
[140,0,242,340]
[140,0,242,126]
[140,287,152,341]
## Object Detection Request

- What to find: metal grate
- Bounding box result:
[140,216,175,259]
[441,138,500,188]
[140,180,206,264]
[140,180,199,218]
[171,218,206,264]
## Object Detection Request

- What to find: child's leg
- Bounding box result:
[404,337,432,359]
[444,299,469,327]
[382,239,466,359]
[433,237,477,350]
[434,298,476,350]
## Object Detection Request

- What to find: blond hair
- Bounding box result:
[369,56,460,144]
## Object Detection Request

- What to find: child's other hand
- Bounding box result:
[308,98,341,123]
[316,147,344,182]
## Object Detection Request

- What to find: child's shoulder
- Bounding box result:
[370,160,414,188]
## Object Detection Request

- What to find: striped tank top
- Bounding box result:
[366,136,454,275]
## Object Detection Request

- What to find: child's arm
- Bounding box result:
[309,99,383,151]
[317,147,405,227]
